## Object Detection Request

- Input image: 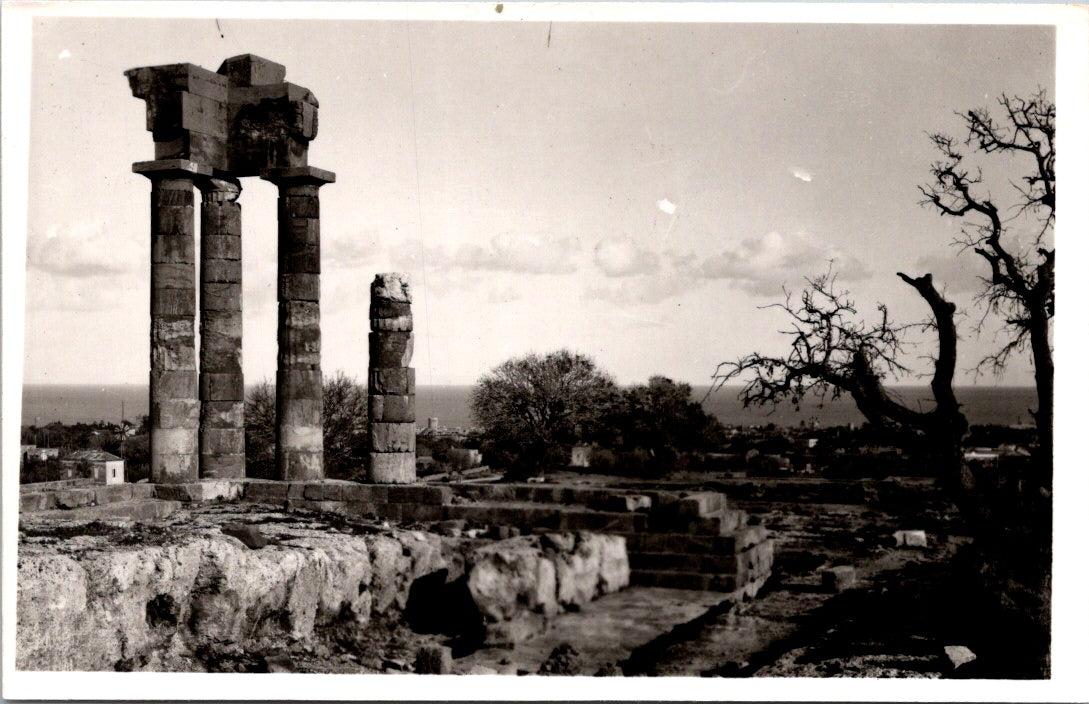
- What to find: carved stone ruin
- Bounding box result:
[368,274,417,484]
[127,55,335,482]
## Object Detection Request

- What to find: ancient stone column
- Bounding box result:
[368,273,416,484]
[196,176,245,478]
[135,159,212,484]
[261,166,335,480]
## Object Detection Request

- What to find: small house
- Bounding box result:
[61,450,125,484]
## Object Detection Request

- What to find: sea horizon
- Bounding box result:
[21,382,1039,430]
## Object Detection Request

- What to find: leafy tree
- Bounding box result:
[920,90,1054,468]
[244,371,369,480]
[712,271,968,488]
[614,376,726,472]
[471,350,618,477]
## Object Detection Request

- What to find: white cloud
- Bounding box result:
[27,220,139,277]
[58,49,71,60]
[911,251,987,295]
[585,273,691,306]
[593,238,660,278]
[790,166,813,182]
[657,198,677,215]
[698,231,870,296]
[454,233,580,275]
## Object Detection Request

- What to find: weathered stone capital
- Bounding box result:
[261,166,336,187]
[196,175,242,203]
[133,159,213,181]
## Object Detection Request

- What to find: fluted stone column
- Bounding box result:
[368,273,416,484]
[197,176,245,478]
[135,159,211,484]
[261,166,335,480]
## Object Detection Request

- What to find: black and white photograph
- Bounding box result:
[3,2,1087,700]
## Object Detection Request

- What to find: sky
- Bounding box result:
[17,13,1058,388]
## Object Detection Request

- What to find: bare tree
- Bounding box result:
[711,271,969,486]
[920,90,1054,465]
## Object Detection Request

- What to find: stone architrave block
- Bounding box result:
[200,372,245,401]
[218,54,287,87]
[127,63,229,102]
[370,423,416,453]
[155,131,228,165]
[369,368,415,395]
[369,394,415,423]
[369,453,415,484]
[369,332,413,368]
[371,273,411,303]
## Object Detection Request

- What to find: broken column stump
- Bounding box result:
[368,273,416,484]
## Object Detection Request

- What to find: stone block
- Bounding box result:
[303,482,325,500]
[244,480,290,502]
[151,451,198,483]
[153,202,194,238]
[279,273,320,301]
[151,337,196,372]
[369,368,415,395]
[371,315,413,332]
[343,483,386,503]
[282,217,320,246]
[345,501,380,518]
[130,483,156,499]
[369,332,413,368]
[281,300,320,328]
[370,300,412,319]
[369,394,415,423]
[181,92,228,139]
[414,645,453,675]
[373,502,403,522]
[371,273,411,303]
[400,504,444,522]
[276,370,322,399]
[821,565,857,593]
[154,483,201,502]
[201,259,242,284]
[230,81,317,107]
[201,201,242,235]
[151,369,198,399]
[369,453,415,484]
[152,234,196,264]
[203,234,242,260]
[280,450,323,481]
[152,287,196,316]
[283,244,321,274]
[151,398,200,429]
[154,427,199,455]
[200,333,242,372]
[218,54,287,87]
[276,398,322,427]
[369,422,416,453]
[127,62,228,102]
[155,131,228,167]
[200,372,245,401]
[200,453,245,479]
[387,485,450,505]
[201,400,244,428]
[153,262,195,290]
[221,523,272,549]
[202,283,241,311]
[894,530,927,548]
[20,492,55,512]
[278,424,322,452]
[283,195,319,218]
[201,427,245,454]
[605,494,653,512]
[54,489,96,509]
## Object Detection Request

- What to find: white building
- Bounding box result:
[61,450,125,484]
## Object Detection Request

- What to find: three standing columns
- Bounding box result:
[262,167,336,480]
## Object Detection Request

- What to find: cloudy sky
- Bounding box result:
[17,11,1057,387]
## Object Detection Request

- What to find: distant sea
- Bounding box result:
[21,383,1038,429]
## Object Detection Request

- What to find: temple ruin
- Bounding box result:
[127,54,335,482]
